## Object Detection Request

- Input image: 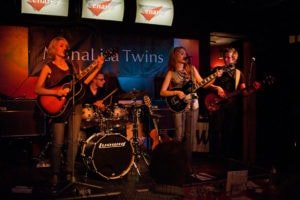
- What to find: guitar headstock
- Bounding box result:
[252,75,275,90]
[143,95,152,108]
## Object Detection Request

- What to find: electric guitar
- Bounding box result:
[37,48,117,119]
[204,75,275,112]
[166,66,235,113]
[144,95,171,150]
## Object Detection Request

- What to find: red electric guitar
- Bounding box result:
[204,75,275,112]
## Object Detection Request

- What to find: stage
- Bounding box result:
[0,136,278,200]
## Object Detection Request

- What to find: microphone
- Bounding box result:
[251,57,256,62]
[65,48,71,57]
[184,56,192,60]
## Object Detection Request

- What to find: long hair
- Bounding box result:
[47,36,69,60]
[167,46,192,74]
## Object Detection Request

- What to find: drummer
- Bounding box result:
[83,72,107,110]
[81,72,108,137]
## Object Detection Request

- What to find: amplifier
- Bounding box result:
[0,99,46,137]
[152,107,175,131]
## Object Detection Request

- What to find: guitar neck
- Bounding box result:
[144,96,159,132]
[76,48,117,81]
[192,71,218,92]
[192,66,235,93]
[77,60,99,81]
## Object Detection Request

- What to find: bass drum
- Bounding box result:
[81,132,134,180]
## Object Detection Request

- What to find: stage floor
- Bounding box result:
[0,137,287,199]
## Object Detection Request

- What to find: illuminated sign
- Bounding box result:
[21,0,69,17]
[82,0,124,22]
[135,0,174,26]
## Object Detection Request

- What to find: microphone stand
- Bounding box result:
[247,57,256,88]
[130,97,150,176]
[188,60,197,164]
[56,59,104,198]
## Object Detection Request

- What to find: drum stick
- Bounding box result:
[102,88,118,101]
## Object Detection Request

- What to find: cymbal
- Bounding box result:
[119,90,147,99]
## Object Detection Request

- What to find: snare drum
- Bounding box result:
[81,133,134,180]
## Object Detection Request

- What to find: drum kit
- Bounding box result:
[80,90,150,180]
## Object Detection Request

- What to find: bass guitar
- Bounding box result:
[204,75,275,112]
[144,95,171,150]
[166,66,235,112]
[37,48,117,119]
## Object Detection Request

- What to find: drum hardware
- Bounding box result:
[35,139,52,168]
[78,91,149,180]
[128,98,150,177]
[118,89,147,100]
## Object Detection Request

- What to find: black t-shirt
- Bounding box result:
[82,85,107,105]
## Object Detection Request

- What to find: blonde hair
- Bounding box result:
[47,36,69,60]
[223,47,238,63]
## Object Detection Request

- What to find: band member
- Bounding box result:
[207,47,246,159]
[81,72,108,135]
[34,36,104,191]
[160,46,211,164]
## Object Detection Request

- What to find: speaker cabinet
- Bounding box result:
[0,100,46,137]
[153,108,175,131]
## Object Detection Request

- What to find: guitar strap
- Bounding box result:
[235,69,241,90]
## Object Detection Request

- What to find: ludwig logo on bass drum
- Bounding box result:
[98,142,126,149]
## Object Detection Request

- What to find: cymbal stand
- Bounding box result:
[130,98,150,177]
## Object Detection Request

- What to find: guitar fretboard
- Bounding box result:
[193,66,235,92]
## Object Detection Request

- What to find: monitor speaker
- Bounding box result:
[152,107,175,134]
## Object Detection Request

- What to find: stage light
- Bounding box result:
[21,0,69,17]
[81,0,125,22]
[135,0,174,26]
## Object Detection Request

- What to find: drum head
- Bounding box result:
[90,133,134,180]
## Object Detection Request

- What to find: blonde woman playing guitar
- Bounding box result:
[34,36,105,190]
